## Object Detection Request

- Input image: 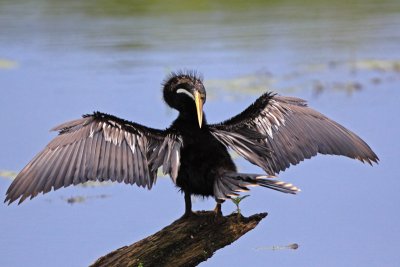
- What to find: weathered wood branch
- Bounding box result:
[90,211,267,267]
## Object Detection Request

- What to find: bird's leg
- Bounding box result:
[182,191,195,218]
[213,199,224,216]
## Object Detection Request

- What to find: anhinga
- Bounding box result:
[5,71,378,216]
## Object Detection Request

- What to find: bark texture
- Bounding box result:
[90,211,267,267]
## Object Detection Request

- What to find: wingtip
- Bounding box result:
[4,190,28,205]
[355,151,379,166]
[365,155,380,166]
[372,155,380,164]
[4,195,15,206]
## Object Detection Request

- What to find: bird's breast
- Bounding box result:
[175,129,236,196]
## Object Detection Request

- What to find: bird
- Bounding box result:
[4,70,379,217]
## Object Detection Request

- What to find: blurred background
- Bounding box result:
[0,0,399,266]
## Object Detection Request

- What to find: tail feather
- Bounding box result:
[214,172,300,200]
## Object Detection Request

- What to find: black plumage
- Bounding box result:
[5,71,379,216]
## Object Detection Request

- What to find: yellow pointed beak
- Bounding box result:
[194,91,203,128]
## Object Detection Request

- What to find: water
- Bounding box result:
[1,1,399,266]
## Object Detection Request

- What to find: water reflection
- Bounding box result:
[1,0,399,71]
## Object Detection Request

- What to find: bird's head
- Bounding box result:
[163,71,206,128]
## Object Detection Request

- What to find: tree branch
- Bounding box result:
[90,211,267,267]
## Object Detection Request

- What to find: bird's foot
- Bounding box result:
[213,203,223,217]
[180,210,198,220]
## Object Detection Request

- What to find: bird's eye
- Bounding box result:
[176,88,195,100]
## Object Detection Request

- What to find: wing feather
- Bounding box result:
[5,112,182,204]
[210,92,378,175]
[121,138,128,182]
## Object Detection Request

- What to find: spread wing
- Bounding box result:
[209,92,379,175]
[5,112,182,204]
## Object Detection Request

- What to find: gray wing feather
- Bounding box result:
[5,112,182,204]
[210,93,378,175]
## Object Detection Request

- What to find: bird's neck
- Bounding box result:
[175,107,207,130]
[179,112,207,126]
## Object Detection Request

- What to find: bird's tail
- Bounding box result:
[214,172,300,200]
